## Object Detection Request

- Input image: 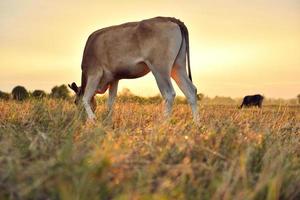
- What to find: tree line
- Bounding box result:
[0,85,299,105]
[0,85,70,101]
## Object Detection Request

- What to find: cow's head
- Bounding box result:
[68,82,82,105]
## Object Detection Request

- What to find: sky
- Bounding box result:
[0,0,299,98]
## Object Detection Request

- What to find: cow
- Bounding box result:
[68,17,198,122]
[240,94,264,108]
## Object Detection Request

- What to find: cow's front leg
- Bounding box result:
[82,70,103,120]
[106,80,119,119]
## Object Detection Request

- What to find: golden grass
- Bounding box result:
[0,99,299,199]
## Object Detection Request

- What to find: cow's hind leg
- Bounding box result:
[172,68,198,121]
[106,80,119,119]
[171,43,198,122]
[82,69,103,120]
[147,61,175,118]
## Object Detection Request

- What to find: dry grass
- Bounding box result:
[0,99,299,200]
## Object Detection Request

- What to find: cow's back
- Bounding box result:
[81,17,182,75]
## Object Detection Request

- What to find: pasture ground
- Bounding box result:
[0,99,299,200]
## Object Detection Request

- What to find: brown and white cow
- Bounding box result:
[69,17,198,122]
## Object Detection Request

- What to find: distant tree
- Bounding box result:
[12,86,29,101]
[288,98,298,105]
[147,94,162,104]
[118,88,132,103]
[0,90,10,100]
[211,96,236,105]
[32,90,46,99]
[120,88,133,96]
[174,96,187,104]
[297,94,300,104]
[51,84,70,99]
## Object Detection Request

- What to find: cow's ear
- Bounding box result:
[68,82,79,94]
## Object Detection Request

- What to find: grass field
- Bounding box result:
[0,99,299,200]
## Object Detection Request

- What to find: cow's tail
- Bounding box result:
[173,19,192,82]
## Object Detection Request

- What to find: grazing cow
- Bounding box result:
[69,17,198,121]
[240,94,264,108]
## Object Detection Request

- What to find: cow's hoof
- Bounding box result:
[85,118,96,126]
[192,116,200,126]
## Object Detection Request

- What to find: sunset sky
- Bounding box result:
[0,0,299,98]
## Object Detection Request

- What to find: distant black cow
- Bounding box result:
[240,94,264,108]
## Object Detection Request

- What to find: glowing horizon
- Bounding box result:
[0,0,299,98]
